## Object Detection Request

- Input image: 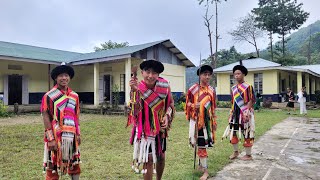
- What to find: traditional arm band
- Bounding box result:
[45,129,55,142]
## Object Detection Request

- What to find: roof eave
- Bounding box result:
[161,40,195,67]
[283,67,320,77]
[213,66,320,77]
[0,55,61,65]
[70,54,132,65]
[213,66,283,73]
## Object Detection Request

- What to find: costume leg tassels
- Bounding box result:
[61,135,74,161]
[203,127,208,146]
[144,138,151,174]
[132,138,140,173]
[150,137,157,174]
[47,150,57,174]
[139,137,147,174]
[189,119,196,145]
[60,132,75,175]
[138,136,157,174]
[249,112,255,139]
[239,114,242,142]
[132,130,140,173]
[73,137,81,166]
[244,121,249,139]
[221,125,230,141]
[230,125,234,142]
[43,142,48,173]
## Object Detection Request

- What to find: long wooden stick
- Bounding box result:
[126,66,138,127]
[193,53,202,170]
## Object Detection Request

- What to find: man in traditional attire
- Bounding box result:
[41,64,81,180]
[222,63,256,161]
[127,59,175,180]
[185,65,217,180]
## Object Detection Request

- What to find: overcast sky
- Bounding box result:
[0,0,319,65]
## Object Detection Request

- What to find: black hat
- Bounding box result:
[232,65,248,76]
[140,59,164,74]
[197,65,213,76]
[51,64,75,80]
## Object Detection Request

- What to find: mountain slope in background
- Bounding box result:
[186,20,320,90]
[286,20,320,53]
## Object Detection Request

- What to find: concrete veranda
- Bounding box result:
[211,116,320,180]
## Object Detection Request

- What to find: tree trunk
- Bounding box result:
[208,29,214,65]
[214,0,218,68]
[269,32,273,61]
[282,32,285,57]
[253,34,259,57]
[204,2,215,86]
[213,0,218,87]
[255,45,259,57]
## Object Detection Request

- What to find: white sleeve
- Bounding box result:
[297,92,302,102]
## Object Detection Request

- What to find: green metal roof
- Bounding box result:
[71,40,167,62]
[0,41,81,63]
[0,39,194,67]
[0,40,166,63]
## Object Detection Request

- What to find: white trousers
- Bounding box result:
[299,102,307,114]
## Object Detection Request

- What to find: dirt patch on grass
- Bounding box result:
[0,114,42,126]
[0,113,125,126]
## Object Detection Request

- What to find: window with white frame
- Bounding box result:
[230,74,235,88]
[254,73,263,94]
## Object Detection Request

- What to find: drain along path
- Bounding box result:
[211,117,320,180]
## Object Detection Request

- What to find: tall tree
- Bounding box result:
[94,40,129,51]
[203,1,214,67]
[268,32,274,61]
[276,0,309,57]
[199,0,226,87]
[252,0,279,61]
[230,13,264,57]
[253,0,309,60]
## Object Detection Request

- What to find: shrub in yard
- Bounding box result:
[262,97,273,108]
[177,93,186,104]
[0,100,9,117]
[216,101,232,108]
[175,102,186,112]
[173,93,186,105]
[315,90,320,104]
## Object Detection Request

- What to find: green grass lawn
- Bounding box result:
[1,109,316,179]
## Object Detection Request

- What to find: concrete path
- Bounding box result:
[211,117,320,180]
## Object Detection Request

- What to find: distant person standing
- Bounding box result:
[286,88,295,114]
[297,87,307,115]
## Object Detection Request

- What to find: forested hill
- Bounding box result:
[186,20,320,90]
[286,20,320,53]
